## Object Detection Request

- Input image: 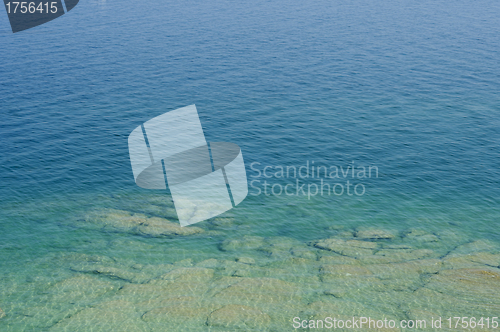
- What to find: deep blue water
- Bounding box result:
[0,0,500,328]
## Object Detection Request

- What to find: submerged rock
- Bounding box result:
[84,209,203,237]
[291,248,317,260]
[70,263,150,283]
[404,229,428,238]
[235,267,291,280]
[207,304,271,329]
[406,308,441,323]
[355,228,396,240]
[51,252,117,266]
[303,300,396,322]
[134,264,175,278]
[319,254,359,265]
[258,247,292,260]
[337,230,355,238]
[324,289,347,298]
[137,276,221,329]
[160,267,214,283]
[436,229,469,245]
[220,236,265,251]
[313,238,375,257]
[15,222,500,331]
[209,217,235,227]
[232,269,253,277]
[110,239,156,251]
[117,283,166,302]
[10,304,81,330]
[404,229,439,242]
[49,300,148,332]
[194,259,252,277]
[119,279,210,302]
[84,208,144,231]
[264,236,303,249]
[137,217,204,237]
[415,234,439,242]
[257,237,304,259]
[443,251,500,269]
[266,257,316,273]
[320,264,372,282]
[212,277,301,306]
[409,269,500,318]
[195,258,220,268]
[442,255,483,270]
[447,240,499,257]
[425,268,500,306]
[48,275,115,305]
[356,255,400,264]
[115,268,214,304]
[405,288,465,318]
[373,248,434,262]
[173,258,193,267]
[142,304,216,329]
[328,225,345,230]
[136,295,198,312]
[465,251,500,267]
[382,244,413,249]
[366,259,442,278]
[345,240,379,249]
[236,257,255,264]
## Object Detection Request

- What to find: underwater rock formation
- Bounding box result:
[84,208,204,237]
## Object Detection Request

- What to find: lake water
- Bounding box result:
[1,0,499,330]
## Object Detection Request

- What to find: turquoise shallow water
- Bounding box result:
[1,0,500,330]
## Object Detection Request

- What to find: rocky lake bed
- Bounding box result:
[1,206,500,331]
